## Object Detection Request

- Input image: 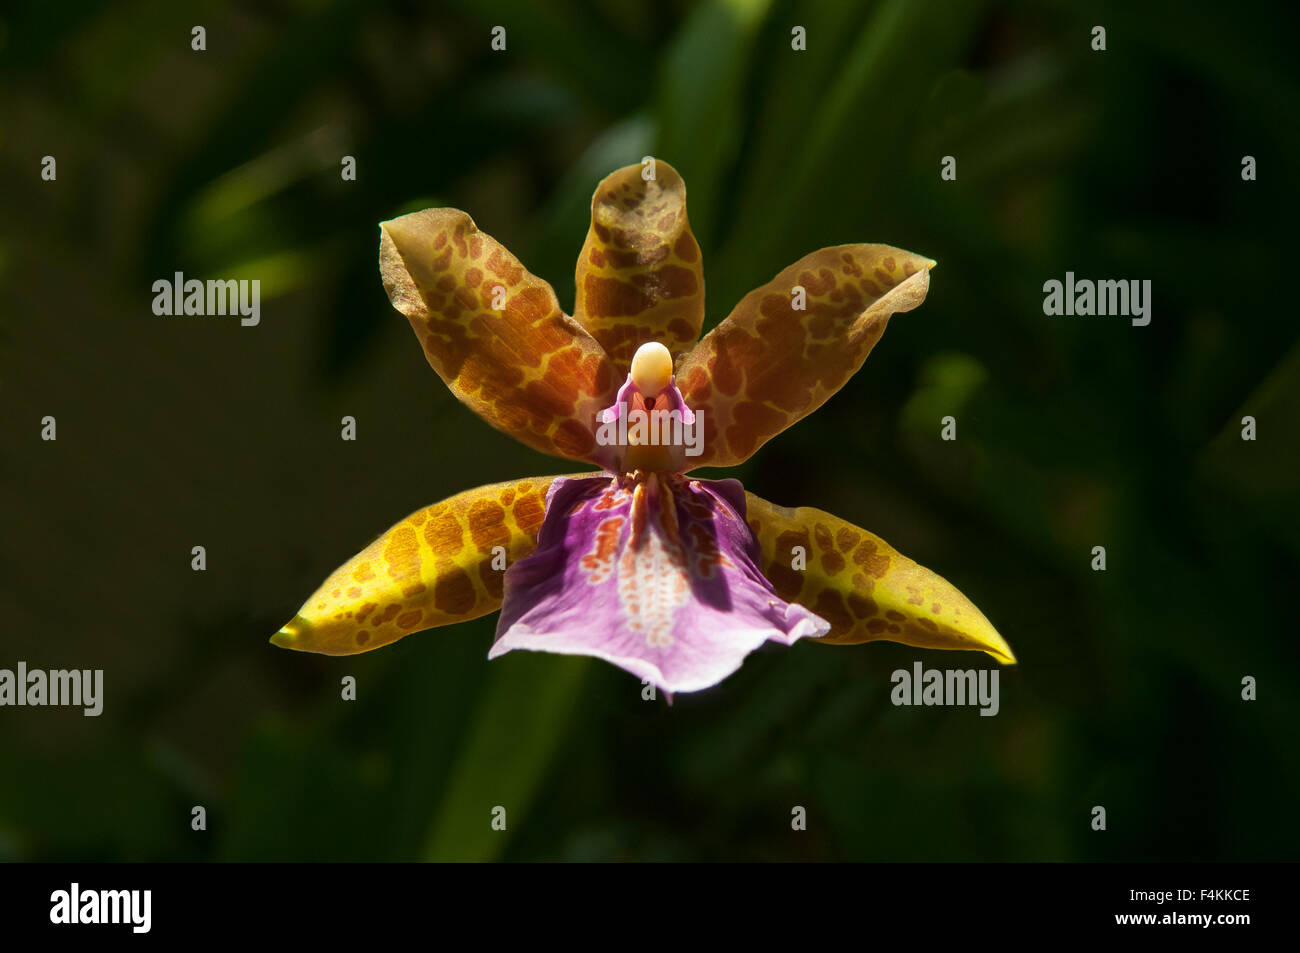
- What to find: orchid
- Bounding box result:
[271,160,1015,695]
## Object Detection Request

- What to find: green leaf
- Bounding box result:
[653,0,774,247]
[422,653,588,862]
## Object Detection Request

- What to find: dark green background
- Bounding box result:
[2,0,1297,861]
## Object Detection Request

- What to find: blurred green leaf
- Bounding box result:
[422,654,589,862]
[653,0,773,247]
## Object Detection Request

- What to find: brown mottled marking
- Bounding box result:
[396,610,423,629]
[813,590,854,632]
[812,523,835,565]
[726,403,785,461]
[819,542,845,575]
[384,525,421,583]
[852,541,890,578]
[572,162,705,373]
[765,528,810,601]
[847,592,877,619]
[434,567,476,615]
[380,209,617,467]
[467,498,510,553]
[742,491,1014,663]
[424,508,464,556]
[677,244,935,469]
[673,231,698,262]
[513,493,544,534]
[479,554,505,599]
[273,476,590,656]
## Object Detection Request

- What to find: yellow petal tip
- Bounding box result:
[983,641,1017,665]
[270,618,306,651]
[967,618,1016,665]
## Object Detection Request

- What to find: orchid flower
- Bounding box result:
[271,160,1015,695]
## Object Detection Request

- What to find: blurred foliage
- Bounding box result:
[1,0,1298,861]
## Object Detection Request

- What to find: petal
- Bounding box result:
[677,245,935,468]
[572,161,705,374]
[491,474,829,695]
[271,475,591,656]
[744,492,1015,664]
[380,209,618,466]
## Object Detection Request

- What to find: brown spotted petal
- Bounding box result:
[271,475,591,655]
[573,161,705,374]
[677,245,936,469]
[744,492,1015,665]
[381,210,618,466]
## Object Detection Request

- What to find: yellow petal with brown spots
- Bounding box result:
[272,474,591,656]
[677,245,936,469]
[380,210,618,466]
[744,492,1015,665]
[573,160,705,374]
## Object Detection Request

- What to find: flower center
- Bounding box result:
[597,342,699,474]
